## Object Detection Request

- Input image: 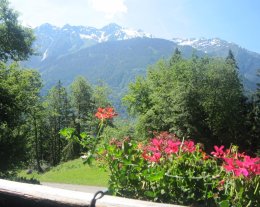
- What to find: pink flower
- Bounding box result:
[211,145,225,158]
[251,164,260,175]
[149,152,161,162]
[165,139,181,154]
[223,158,235,172]
[222,154,260,177]
[143,151,161,163]
[234,168,249,177]
[151,138,163,151]
[244,157,260,175]
[183,140,196,153]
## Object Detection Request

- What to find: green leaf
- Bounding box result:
[59,128,75,139]
[146,171,164,182]
[219,200,230,207]
[80,132,88,139]
[144,191,156,198]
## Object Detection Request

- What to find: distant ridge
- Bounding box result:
[23,23,260,99]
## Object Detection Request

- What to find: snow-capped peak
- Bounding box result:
[67,23,152,42]
[172,37,224,46]
[172,37,231,53]
[121,28,152,39]
[34,23,153,61]
[97,23,152,42]
[172,38,203,46]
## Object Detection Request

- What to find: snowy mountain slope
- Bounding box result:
[31,23,152,65]
[172,37,230,53]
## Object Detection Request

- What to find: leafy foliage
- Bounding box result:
[36,78,112,166]
[0,0,38,176]
[0,0,35,62]
[43,80,71,165]
[0,62,42,176]
[123,53,247,149]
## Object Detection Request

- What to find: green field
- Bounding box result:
[18,159,109,187]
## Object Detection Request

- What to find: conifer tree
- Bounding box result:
[45,81,70,165]
[226,49,238,69]
[169,48,182,66]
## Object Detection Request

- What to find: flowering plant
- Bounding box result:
[95,107,118,120]
[210,145,260,206]
[62,108,259,206]
[60,107,117,164]
[98,131,260,206]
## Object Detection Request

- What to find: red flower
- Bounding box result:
[142,150,149,160]
[201,151,209,160]
[95,107,118,120]
[219,179,225,186]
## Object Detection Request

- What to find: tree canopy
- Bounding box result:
[0,63,42,176]
[0,0,37,176]
[123,51,247,149]
[0,0,35,62]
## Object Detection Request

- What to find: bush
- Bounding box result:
[9,176,40,185]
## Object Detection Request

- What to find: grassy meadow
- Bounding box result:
[18,158,109,186]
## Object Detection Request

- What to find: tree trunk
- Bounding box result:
[33,115,43,173]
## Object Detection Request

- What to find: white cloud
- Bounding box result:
[89,0,127,19]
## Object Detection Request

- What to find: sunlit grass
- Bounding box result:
[18,158,109,186]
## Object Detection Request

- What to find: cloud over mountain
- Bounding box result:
[89,0,127,19]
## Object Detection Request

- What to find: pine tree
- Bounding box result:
[45,80,70,165]
[70,76,95,135]
[169,48,182,66]
[256,69,260,102]
[226,49,238,69]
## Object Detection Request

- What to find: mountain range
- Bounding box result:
[23,23,260,100]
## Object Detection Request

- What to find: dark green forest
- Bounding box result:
[0,0,259,178]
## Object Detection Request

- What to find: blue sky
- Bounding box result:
[9,0,260,53]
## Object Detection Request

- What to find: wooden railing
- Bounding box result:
[0,179,185,207]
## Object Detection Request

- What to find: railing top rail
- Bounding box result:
[0,179,185,207]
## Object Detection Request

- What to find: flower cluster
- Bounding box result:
[95,107,118,120]
[142,132,197,163]
[211,145,260,177]
[103,129,260,206]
